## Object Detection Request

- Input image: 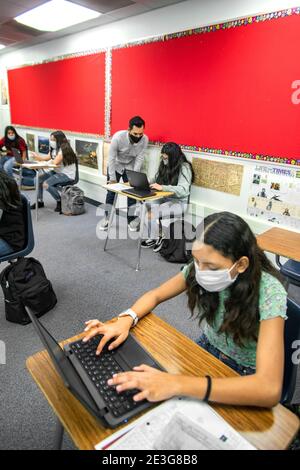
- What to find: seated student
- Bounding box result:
[0,126,28,177]
[0,171,25,256]
[83,212,287,408]
[30,131,77,213]
[141,142,194,251]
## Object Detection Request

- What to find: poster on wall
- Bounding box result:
[38,136,49,154]
[26,133,35,152]
[192,158,244,196]
[247,165,300,229]
[0,78,8,105]
[76,139,99,170]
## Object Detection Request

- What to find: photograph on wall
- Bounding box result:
[38,136,49,154]
[247,165,300,230]
[26,133,35,152]
[0,78,8,105]
[76,139,99,170]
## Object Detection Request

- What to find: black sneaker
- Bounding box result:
[30,201,44,210]
[141,239,157,249]
[153,235,166,253]
[54,201,61,213]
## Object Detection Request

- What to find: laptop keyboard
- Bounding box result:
[70,335,139,418]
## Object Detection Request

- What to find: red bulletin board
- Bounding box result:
[8,52,105,135]
[111,14,300,161]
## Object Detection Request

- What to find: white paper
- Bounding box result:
[102,183,133,191]
[95,397,256,451]
[153,413,233,450]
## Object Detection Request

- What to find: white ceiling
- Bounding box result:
[0,0,186,55]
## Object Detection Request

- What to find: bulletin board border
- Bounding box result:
[12,124,104,139]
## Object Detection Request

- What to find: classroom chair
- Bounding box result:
[276,255,300,289]
[0,195,34,264]
[281,298,300,405]
[52,158,79,190]
[158,192,191,238]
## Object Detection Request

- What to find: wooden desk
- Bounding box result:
[102,184,173,271]
[257,227,300,263]
[19,163,60,221]
[26,314,299,450]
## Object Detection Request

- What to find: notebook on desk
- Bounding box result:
[27,308,164,428]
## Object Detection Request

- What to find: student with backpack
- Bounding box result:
[83,212,287,408]
[141,142,194,252]
[0,171,25,256]
[30,131,77,213]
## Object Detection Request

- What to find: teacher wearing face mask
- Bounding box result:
[0,126,28,177]
[99,116,149,232]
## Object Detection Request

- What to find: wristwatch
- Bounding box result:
[118,308,139,327]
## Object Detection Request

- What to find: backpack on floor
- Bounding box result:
[0,257,57,325]
[61,186,85,216]
[159,220,196,263]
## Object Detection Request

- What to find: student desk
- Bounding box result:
[26,314,299,450]
[18,163,60,221]
[257,227,300,264]
[101,184,173,271]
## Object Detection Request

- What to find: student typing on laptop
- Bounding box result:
[83,212,286,408]
[141,142,194,251]
[99,116,149,232]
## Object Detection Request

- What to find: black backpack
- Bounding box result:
[159,220,196,263]
[0,257,57,325]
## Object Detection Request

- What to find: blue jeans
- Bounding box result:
[0,156,16,177]
[196,333,256,376]
[0,238,14,256]
[38,171,72,201]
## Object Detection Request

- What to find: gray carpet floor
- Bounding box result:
[0,191,299,450]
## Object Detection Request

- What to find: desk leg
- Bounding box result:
[35,170,39,222]
[53,417,64,450]
[135,202,146,271]
[104,193,118,252]
[19,166,23,191]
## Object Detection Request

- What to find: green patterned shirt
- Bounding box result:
[182,263,287,368]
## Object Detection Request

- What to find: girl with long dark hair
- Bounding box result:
[82,212,287,408]
[141,142,194,251]
[0,126,28,177]
[31,130,77,212]
[0,171,25,256]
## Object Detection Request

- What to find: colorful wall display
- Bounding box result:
[6,7,300,166]
[247,165,300,229]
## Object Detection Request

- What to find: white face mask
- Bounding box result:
[194,261,238,292]
[162,159,168,166]
[50,140,57,149]
[8,134,15,141]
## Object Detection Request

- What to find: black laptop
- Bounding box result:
[12,148,35,164]
[27,308,163,428]
[122,170,157,198]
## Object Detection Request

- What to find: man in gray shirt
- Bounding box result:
[100,116,149,231]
